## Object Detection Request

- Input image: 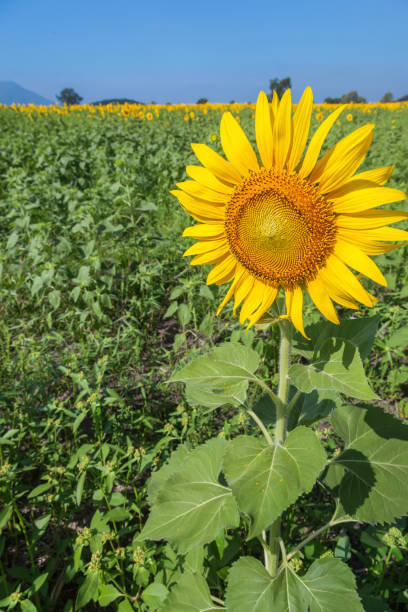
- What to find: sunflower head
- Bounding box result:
[172,88,407,338]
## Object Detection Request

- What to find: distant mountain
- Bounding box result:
[0,81,53,105]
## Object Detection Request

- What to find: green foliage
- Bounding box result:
[226,556,364,611]
[224,428,326,538]
[0,103,407,609]
[328,404,408,524]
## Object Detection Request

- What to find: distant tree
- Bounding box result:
[229,100,236,104]
[268,77,291,101]
[90,98,141,105]
[397,94,408,101]
[340,90,366,103]
[380,92,394,103]
[197,97,208,104]
[324,96,341,104]
[56,88,83,105]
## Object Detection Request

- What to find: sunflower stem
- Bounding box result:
[267,318,292,576]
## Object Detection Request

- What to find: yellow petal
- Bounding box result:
[171,190,225,221]
[177,180,227,203]
[331,186,407,213]
[183,224,225,239]
[337,231,403,255]
[247,285,279,328]
[298,106,345,178]
[318,268,360,309]
[191,143,241,185]
[273,89,292,170]
[183,238,228,257]
[220,112,259,176]
[307,276,339,324]
[189,243,230,265]
[324,255,374,307]
[270,91,279,122]
[286,87,313,172]
[255,91,273,169]
[344,226,408,242]
[239,280,265,324]
[334,239,387,286]
[217,266,246,315]
[336,209,408,230]
[186,166,234,194]
[233,274,254,314]
[351,165,394,186]
[310,124,374,193]
[285,286,308,338]
[206,254,236,285]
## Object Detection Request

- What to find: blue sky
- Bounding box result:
[1,0,407,103]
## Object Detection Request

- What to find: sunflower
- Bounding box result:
[171,88,407,337]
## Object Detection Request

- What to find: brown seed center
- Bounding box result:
[224,168,337,287]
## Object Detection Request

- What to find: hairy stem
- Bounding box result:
[247,409,274,445]
[267,319,292,576]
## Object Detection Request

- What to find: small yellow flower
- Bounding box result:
[138,111,145,119]
[315,112,323,121]
[190,111,195,119]
[346,113,353,121]
[146,112,153,121]
[210,133,217,142]
[184,114,189,121]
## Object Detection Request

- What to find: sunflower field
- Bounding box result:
[0,99,408,611]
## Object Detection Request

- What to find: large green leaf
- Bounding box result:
[170,342,260,409]
[147,444,191,504]
[225,556,364,611]
[165,570,224,611]
[223,427,326,538]
[141,439,239,551]
[290,338,377,401]
[328,404,408,524]
[295,315,380,361]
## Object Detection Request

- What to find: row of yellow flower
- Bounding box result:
[2,99,408,121]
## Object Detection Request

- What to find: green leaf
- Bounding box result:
[28,482,53,499]
[290,338,377,401]
[387,325,408,349]
[225,556,364,611]
[328,404,408,524]
[20,601,38,612]
[142,583,169,608]
[48,289,61,309]
[0,504,12,529]
[147,444,191,504]
[178,304,192,327]
[296,315,380,360]
[118,599,135,612]
[98,583,122,607]
[289,389,340,429]
[75,571,99,609]
[105,507,131,522]
[223,427,326,538]
[170,342,260,410]
[165,570,224,611]
[141,439,239,552]
[76,472,86,505]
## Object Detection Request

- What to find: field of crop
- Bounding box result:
[1,100,408,611]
